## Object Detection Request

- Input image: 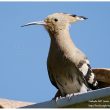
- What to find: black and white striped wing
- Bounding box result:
[77,58,98,89]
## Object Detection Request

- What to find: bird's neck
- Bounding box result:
[49,29,76,52]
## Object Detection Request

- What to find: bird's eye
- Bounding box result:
[54,18,58,22]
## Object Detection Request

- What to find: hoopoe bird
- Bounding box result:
[22,13,98,100]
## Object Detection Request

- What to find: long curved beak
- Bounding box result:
[21,21,46,27]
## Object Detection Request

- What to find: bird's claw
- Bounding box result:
[55,96,65,102]
[55,97,59,102]
[66,92,84,100]
[55,92,84,102]
[66,93,74,100]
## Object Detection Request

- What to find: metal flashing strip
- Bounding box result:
[22,87,110,108]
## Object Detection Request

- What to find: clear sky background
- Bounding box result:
[0,2,110,103]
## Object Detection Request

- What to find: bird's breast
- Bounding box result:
[47,46,83,95]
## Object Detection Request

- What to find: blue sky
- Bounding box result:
[0,2,110,103]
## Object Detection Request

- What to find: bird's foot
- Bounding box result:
[55,93,74,102]
[66,93,74,100]
[55,96,65,102]
[54,92,85,102]
[66,92,86,100]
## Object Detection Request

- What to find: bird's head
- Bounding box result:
[22,13,87,33]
